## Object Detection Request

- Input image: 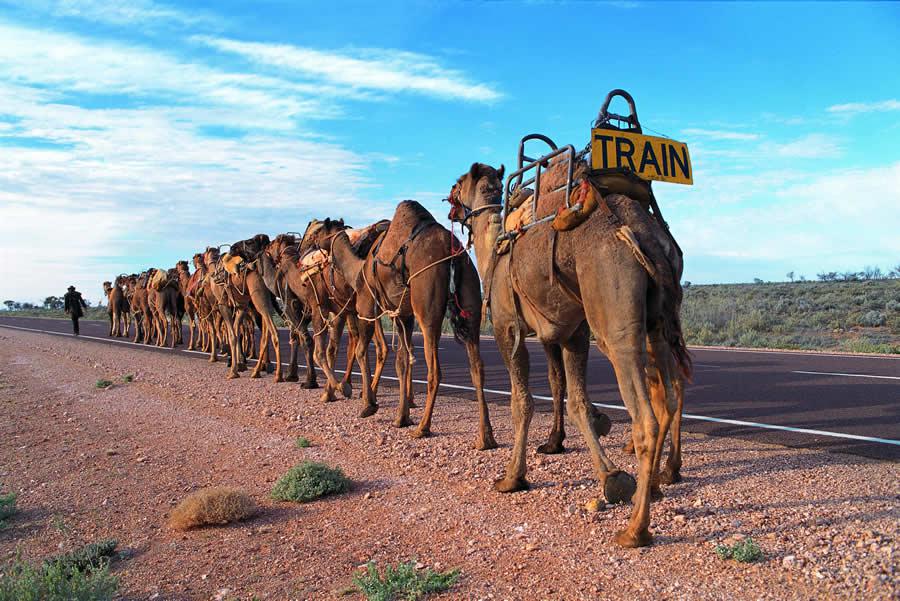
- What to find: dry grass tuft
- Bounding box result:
[168,487,256,531]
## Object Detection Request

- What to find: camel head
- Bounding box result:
[192,253,203,270]
[103,281,113,296]
[266,233,298,264]
[203,246,221,268]
[231,234,271,260]
[299,218,346,254]
[447,162,505,226]
[175,260,190,275]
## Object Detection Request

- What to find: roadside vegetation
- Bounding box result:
[295,436,312,449]
[0,488,16,529]
[168,488,256,531]
[352,561,460,601]
[715,537,763,563]
[271,461,351,503]
[0,540,120,601]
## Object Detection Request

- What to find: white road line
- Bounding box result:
[793,370,900,381]
[3,322,899,447]
[689,346,900,360]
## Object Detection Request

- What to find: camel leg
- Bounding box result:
[298,321,318,389]
[312,315,342,402]
[249,319,269,379]
[393,316,415,428]
[371,320,388,396]
[328,316,352,398]
[493,325,533,492]
[537,342,567,454]
[226,309,244,379]
[264,314,283,382]
[411,321,442,439]
[661,376,685,484]
[208,314,219,363]
[355,319,378,417]
[284,330,300,382]
[560,326,628,502]
[465,337,497,451]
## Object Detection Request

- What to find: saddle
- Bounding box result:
[221,253,245,275]
[298,248,329,283]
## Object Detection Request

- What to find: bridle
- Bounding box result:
[445,179,503,239]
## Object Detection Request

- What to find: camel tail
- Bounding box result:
[617,224,692,381]
[447,253,476,345]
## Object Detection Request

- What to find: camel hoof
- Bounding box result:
[411,427,430,439]
[226,372,239,380]
[249,372,261,379]
[614,528,653,548]
[320,391,337,403]
[649,486,664,502]
[408,399,417,409]
[623,439,635,454]
[604,471,637,505]
[659,467,682,485]
[237,364,248,372]
[284,374,299,382]
[208,358,217,364]
[537,439,565,455]
[392,417,413,429]
[493,477,529,493]
[590,410,612,437]
[359,404,379,418]
[340,382,353,399]
[301,381,319,390]
[475,432,498,451]
[274,374,284,383]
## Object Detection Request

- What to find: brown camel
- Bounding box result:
[102,281,126,337]
[113,275,132,338]
[148,268,184,348]
[175,260,200,350]
[202,247,246,375]
[448,163,690,547]
[129,271,155,345]
[323,201,497,450]
[266,222,390,403]
[218,234,284,381]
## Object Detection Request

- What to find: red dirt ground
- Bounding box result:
[0,328,897,600]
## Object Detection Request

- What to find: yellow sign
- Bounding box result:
[591,129,693,185]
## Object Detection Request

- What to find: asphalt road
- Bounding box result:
[2,315,898,460]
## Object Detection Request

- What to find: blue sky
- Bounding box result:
[1,0,898,302]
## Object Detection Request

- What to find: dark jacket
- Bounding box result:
[64,290,87,318]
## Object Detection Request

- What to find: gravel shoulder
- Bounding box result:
[0,328,897,600]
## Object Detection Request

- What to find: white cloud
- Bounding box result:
[3,0,220,28]
[763,134,842,159]
[681,128,760,141]
[193,36,502,103]
[827,99,900,115]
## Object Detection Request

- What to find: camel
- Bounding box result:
[102,281,128,337]
[175,261,200,350]
[129,271,155,345]
[217,234,284,381]
[257,233,323,389]
[147,268,184,348]
[447,163,691,547]
[322,201,497,450]
[202,247,246,375]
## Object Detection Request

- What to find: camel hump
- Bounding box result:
[376,201,441,261]
[392,200,436,227]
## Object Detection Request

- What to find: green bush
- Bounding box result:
[715,537,762,563]
[94,380,112,389]
[295,437,311,449]
[0,491,16,528]
[0,541,119,601]
[353,561,460,601]
[271,461,350,503]
[121,374,134,383]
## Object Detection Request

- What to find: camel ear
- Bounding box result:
[498,164,505,181]
[469,162,480,180]
[339,218,345,226]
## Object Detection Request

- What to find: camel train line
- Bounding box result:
[100,90,692,548]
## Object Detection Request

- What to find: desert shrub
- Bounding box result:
[886,299,900,313]
[715,537,762,563]
[271,461,350,503]
[858,310,887,327]
[353,561,460,601]
[295,437,311,449]
[0,491,15,528]
[0,559,118,601]
[0,540,119,601]
[94,379,112,389]
[168,488,256,530]
[47,540,118,574]
[121,374,133,383]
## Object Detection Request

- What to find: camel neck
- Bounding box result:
[328,232,364,290]
[470,211,500,282]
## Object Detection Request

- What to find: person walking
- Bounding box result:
[64,285,87,335]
